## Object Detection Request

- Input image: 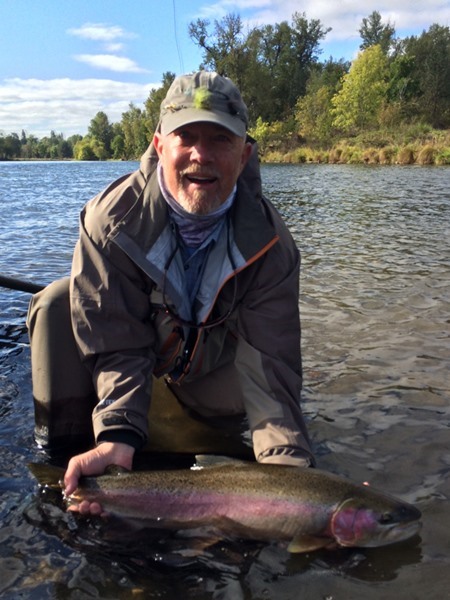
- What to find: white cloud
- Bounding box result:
[198,0,450,43]
[67,22,147,73]
[74,54,149,73]
[67,23,137,42]
[0,78,158,137]
[105,43,126,53]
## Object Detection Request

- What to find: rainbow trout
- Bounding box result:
[29,461,421,553]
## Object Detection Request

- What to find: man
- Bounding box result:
[28,71,314,513]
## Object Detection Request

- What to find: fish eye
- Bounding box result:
[379,512,394,524]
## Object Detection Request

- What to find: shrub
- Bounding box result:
[264,150,284,163]
[435,148,450,165]
[328,147,342,163]
[291,148,308,163]
[363,148,380,164]
[417,145,436,165]
[397,146,416,164]
[379,146,397,164]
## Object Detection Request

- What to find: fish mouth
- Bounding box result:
[360,519,422,548]
[380,519,422,544]
[377,503,422,545]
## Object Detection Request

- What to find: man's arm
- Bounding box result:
[235,208,314,467]
[65,198,156,502]
[70,207,157,447]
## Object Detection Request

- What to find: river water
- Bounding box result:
[0,161,449,599]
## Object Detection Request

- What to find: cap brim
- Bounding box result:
[161,108,246,138]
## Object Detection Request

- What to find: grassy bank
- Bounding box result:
[264,143,450,165]
[258,127,450,165]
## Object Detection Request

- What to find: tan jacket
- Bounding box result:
[70,141,314,465]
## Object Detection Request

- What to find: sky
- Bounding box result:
[1,0,449,138]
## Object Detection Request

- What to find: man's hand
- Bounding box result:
[64,441,135,515]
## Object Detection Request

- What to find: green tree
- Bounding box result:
[247,21,297,121]
[381,53,420,126]
[295,59,348,143]
[189,14,249,89]
[73,138,98,160]
[2,133,21,159]
[189,12,330,125]
[359,11,396,54]
[111,134,125,159]
[296,81,336,143]
[90,139,108,160]
[403,24,450,127]
[120,103,149,159]
[250,13,330,121]
[247,117,271,154]
[20,133,39,158]
[190,13,268,123]
[145,71,176,134]
[88,111,114,157]
[67,134,83,150]
[332,45,389,133]
[34,131,68,159]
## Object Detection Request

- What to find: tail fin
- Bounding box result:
[28,462,65,490]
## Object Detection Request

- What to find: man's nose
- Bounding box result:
[190,138,212,162]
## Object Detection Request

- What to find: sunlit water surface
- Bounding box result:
[0,161,449,599]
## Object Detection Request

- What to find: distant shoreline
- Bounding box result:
[2,142,450,166]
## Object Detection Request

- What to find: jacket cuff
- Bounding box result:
[97,430,144,450]
[258,446,313,468]
[92,404,148,449]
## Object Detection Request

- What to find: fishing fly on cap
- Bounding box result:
[193,87,213,110]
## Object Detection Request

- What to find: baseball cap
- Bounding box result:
[160,71,249,137]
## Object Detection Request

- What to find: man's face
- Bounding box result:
[154,122,251,215]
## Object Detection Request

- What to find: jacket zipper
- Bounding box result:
[168,234,280,384]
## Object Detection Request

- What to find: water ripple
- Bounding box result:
[0,161,449,598]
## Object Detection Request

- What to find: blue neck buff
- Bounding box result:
[157,162,235,248]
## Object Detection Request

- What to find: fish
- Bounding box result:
[28,461,422,553]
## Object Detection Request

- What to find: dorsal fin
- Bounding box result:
[194,455,253,469]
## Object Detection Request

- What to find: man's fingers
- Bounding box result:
[63,447,104,494]
[64,454,87,496]
[67,499,105,516]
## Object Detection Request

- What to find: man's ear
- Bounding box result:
[153,130,163,158]
[240,141,253,172]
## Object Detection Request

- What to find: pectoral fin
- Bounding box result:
[288,534,331,553]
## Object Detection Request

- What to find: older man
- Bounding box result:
[28,72,314,512]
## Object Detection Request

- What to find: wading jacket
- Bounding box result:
[70,140,314,465]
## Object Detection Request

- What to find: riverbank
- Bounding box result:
[4,133,450,166]
[263,141,450,165]
[258,127,450,165]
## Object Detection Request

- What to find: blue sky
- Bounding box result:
[1,0,449,138]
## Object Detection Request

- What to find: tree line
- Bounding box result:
[1,11,449,161]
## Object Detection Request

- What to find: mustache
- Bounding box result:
[181,167,219,179]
